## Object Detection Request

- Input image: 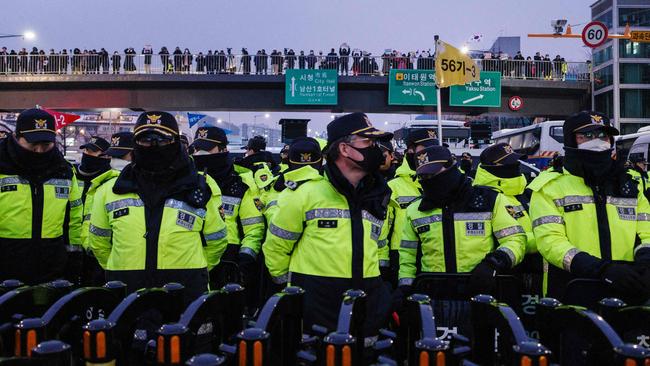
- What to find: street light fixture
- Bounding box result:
[0,31,36,40]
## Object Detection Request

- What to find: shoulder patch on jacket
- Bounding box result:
[527,170,562,192]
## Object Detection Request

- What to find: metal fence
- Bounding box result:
[0,54,591,81]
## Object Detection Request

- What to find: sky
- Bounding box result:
[1,0,596,133]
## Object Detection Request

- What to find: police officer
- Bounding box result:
[76,136,111,199]
[388,129,438,210]
[529,111,650,300]
[105,132,135,171]
[81,132,134,285]
[88,112,228,300]
[628,153,650,202]
[473,143,542,294]
[379,140,396,180]
[0,109,83,284]
[264,137,324,221]
[263,112,393,335]
[397,145,526,296]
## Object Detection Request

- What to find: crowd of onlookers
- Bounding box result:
[0,45,579,80]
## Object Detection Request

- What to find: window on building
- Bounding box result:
[593,46,612,66]
[621,89,650,118]
[620,63,650,84]
[619,7,650,27]
[594,65,614,90]
[595,10,614,29]
[594,90,614,118]
[620,40,650,58]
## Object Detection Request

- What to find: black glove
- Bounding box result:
[600,262,646,294]
[469,260,497,297]
[238,252,257,285]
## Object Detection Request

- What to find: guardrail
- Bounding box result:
[0,54,591,81]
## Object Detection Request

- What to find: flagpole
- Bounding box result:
[434,35,443,146]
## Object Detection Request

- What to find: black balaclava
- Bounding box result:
[79,153,111,175]
[482,162,522,179]
[460,159,473,174]
[134,140,181,173]
[563,147,614,187]
[7,136,62,181]
[193,152,229,173]
[419,163,467,208]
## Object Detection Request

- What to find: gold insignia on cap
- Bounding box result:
[417,152,429,167]
[300,152,312,162]
[146,114,162,124]
[0,132,6,139]
[90,137,97,144]
[591,115,603,124]
[503,145,514,154]
[427,130,437,139]
[34,119,48,129]
[111,136,120,146]
[197,129,208,139]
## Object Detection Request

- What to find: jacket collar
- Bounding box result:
[473,165,526,196]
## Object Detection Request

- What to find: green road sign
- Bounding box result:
[388,69,437,106]
[449,71,501,107]
[285,69,338,105]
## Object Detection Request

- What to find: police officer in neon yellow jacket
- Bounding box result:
[397,145,526,296]
[80,132,134,286]
[264,137,324,222]
[263,113,393,335]
[0,109,83,285]
[473,144,536,255]
[530,111,650,300]
[89,112,228,300]
[190,127,265,263]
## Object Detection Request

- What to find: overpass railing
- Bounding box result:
[0,54,591,81]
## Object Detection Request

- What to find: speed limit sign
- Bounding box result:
[582,21,609,48]
[509,96,523,111]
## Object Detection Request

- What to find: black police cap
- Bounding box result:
[134,111,179,139]
[415,145,452,176]
[288,137,322,165]
[192,126,228,152]
[80,136,110,153]
[16,108,57,143]
[105,132,134,158]
[325,113,392,150]
[563,111,618,148]
[406,128,438,147]
[480,143,526,166]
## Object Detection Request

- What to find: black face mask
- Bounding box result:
[193,152,229,173]
[405,152,417,171]
[348,144,384,173]
[80,153,111,174]
[10,137,60,172]
[419,165,465,207]
[482,163,521,178]
[460,159,473,173]
[563,147,614,187]
[134,142,180,172]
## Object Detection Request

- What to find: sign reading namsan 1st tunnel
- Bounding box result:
[285,69,338,105]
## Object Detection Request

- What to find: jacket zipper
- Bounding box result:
[593,186,612,261]
[442,204,457,273]
[30,183,43,241]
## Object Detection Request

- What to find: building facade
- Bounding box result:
[592,0,650,134]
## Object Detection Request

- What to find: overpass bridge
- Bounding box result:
[0,73,590,118]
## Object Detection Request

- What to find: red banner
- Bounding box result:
[41,108,80,130]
